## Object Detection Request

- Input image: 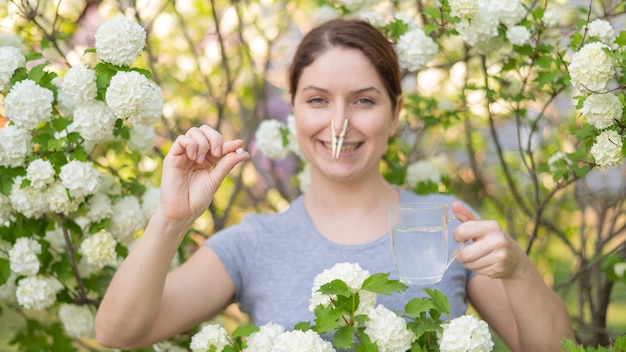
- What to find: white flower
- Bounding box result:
[9,237,42,276]
[59,160,100,199]
[0,125,31,168]
[0,194,13,226]
[9,177,48,218]
[271,330,336,352]
[316,6,340,24]
[491,0,526,27]
[45,225,67,253]
[334,0,376,12]
[110,196,145,244]
[568,42,614,92]
[439,315,494,352]
[46,181,82,215]
[97,173,122,196]
[449,0,479,19]
[590,130,623,168]
[297,163,311,193]
[547,151,569,172]
[58,303,95,338]
[286,114,302,158]
[95,15,146,66]
[3,79,54,130]
[105,71,164,126]
[16,275,62,310]
[61,65,97,104]
[614,263,626,278]
[506,26,531,46]
[79,231,118,269]
[542,10,558,27]
[128,125,157,154]
[255,119,290,159]
[0,31,24,50]
[0,46,24,91]
[86,192,113,223]
[26,159,56,189]
[152,341,188,352]
[141,187,160,222]
[405,160,442,188]
[71,100,117,142]
[309,262,376,316]
[394,12,420,30]
[455,3,499,49]
[585,19,615,46]
[396,28,438,72]
[54,77,76,116]
[189,324,230,352]
[243,322,285,352]
[364,305,416,352]
[353,10,386,28]
[579,93,622,130]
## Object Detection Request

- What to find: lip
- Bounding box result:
[321,140,363,155]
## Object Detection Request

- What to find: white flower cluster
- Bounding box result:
[584,19,615,46]
[590,130,623,168]
[0,125,32,167]
[270,329,336,352]
[3,79,54,130]
[364,304,416,352]
[309,262,376,316]
[58,303,95,338]
[190,324,230,352]
[405,160,443,188]
[109,195,147,244]
[16,275,63,310]
[95,15,146,66]
[79,231,118,269]
[255,119,297,159]
[59,160,101,199]
[448,0,479,19]
[71,100,117,142]
[243,322,285,352]
[439,314,494,352]
[334,0,377,12]
[506,26,531,46]
[568,42,614,92]
[0,194,12,226]
[0,45,24,91]
[396,28,439,72]
[26,159,56,189]
[105,71,164,126]
[61,65,97,104]
[9,237,42,276]
[579,93,622,130]
[455,0,526,52]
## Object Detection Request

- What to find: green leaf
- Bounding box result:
[318,279,351,297]
[0,258,10,286]
[333,325,357,350]
[423,288,450,315]
[231,325,259,338]
[313,303,344,334]
[51,117,72,132]
[616,30,626,47]
[361,272,408,295]
[404,297,435,317]
[293,321,313,331]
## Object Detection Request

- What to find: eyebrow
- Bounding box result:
[301,85,383,95]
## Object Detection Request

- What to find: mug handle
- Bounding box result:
[445,213,467,269]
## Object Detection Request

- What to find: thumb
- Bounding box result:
[210,150,249,186]
[451,201,477,223]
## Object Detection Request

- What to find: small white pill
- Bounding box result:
[236,147,244,154]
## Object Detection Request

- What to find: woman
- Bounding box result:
[95,19,574,351]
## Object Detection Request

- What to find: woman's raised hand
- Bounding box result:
[451,201,525,280]
[157,125,250,223]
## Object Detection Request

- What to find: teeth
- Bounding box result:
[323,142,358,153]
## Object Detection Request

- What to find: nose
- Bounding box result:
[331,106,349,137]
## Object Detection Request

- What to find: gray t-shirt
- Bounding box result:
[206,189,473,329]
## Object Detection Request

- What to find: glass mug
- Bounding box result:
[389,202,464,285]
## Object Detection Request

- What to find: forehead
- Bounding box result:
[298,47,385,91]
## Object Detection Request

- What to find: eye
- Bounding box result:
[307,97,327,105]
[355,97,375,105]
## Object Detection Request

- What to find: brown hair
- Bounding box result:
[287,18,402,111]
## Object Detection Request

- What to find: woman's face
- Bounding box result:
[292,47,402,183]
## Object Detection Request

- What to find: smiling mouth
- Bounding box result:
[322,141,361,153]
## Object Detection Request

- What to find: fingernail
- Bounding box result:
[236,148,244,154]
[214,146,221,156]
[197,153,205,162]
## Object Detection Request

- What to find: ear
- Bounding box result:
[389,95,403,136]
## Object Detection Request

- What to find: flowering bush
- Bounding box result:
[189,262,494,352]
[1,0,626,350]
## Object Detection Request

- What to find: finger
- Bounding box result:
[451,201,477,222]
[209,149,250,186]
[185,127,213,162]
[197,125,224,157]
[456,241,495,265]
[453,219,501,243]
